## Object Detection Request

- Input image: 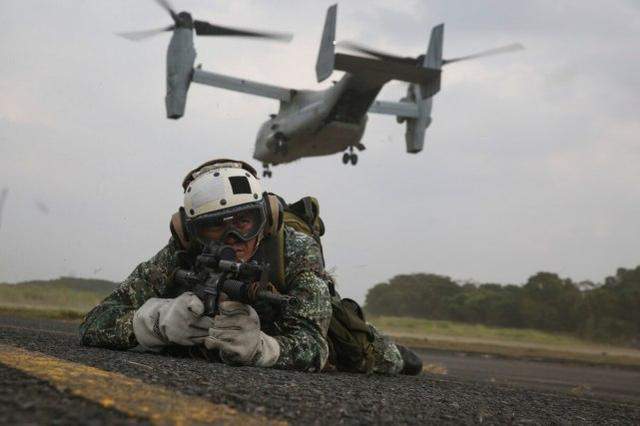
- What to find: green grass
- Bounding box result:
[0,277,116,313]
[0,287,105,312]
[369,316,591,348]
[370,316,640,368]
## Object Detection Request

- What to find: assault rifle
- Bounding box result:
[172,242,297,316]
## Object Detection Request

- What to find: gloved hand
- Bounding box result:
[133,292,215,350]
[204,301,280,367]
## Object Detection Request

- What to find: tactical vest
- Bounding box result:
[260,196,324,289]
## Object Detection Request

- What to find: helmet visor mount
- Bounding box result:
[191,202,266,244]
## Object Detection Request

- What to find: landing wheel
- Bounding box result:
[342,153,350,164]
[350,153,358,165]
[262,164,273,178]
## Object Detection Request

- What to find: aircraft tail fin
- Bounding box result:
[417,24,444,99]
[327,23,444,88]
[424,24,443,69]
[315,4,337,82]
[315,6,443,90]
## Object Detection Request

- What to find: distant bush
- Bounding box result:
[364,266,640,344]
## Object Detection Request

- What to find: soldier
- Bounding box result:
[80,159,422,374]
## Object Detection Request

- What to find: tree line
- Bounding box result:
[364,265,640,343]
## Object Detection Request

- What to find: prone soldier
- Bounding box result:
[80,159,422,374]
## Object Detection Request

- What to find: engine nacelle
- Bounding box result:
[166,27,196,119]
[404,83,433,154]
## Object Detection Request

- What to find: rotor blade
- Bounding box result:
[336,40,417,65]
[443,43,524,65]
[154,0,178,22]
[193,21,292,42]
[116,25,175,41]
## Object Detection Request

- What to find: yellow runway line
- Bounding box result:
[0,344,286,426]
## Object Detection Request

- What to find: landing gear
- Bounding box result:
[262,163,273,178]
[342,147,358,166]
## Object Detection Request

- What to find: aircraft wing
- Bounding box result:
[368,100,419,119]
[192,69,295,102]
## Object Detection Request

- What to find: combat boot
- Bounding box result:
[397,344,423,375]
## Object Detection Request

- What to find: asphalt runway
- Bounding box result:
[415,348,640,403]
[1,315,638,425]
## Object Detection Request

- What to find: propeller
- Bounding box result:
[117,25,174,41]
[117,0,293,42]
[442,43,524,65]
[337,40,524,66]
[192,21,292,41]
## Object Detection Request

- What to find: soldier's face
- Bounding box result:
[196,210,260,261]
[197,211,256,239]
[223,235,258,262]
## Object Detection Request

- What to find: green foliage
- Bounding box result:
[521,272,581,332]
[365,273,462,319]
[364,265,640,344]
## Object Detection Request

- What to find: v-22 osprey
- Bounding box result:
[122,2,522,177]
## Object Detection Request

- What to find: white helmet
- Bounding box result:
[183,161,267,243]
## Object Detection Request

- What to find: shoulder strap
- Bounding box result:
[259,227,286,290]
[263,194,283,238]
[170,208,190,250]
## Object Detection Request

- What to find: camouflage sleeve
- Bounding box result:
[79,239,179,349]
[271,228,333,372]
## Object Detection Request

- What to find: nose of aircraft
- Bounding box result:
[253,121,274,160]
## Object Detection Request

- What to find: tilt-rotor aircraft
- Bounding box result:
[122,2,522,177]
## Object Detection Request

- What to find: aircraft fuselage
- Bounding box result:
[253,74,379,165]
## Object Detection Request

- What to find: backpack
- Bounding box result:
[263,196,377,373]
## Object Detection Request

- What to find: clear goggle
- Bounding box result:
[190,204,266,243]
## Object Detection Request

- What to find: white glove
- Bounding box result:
[133,292,215,350]
[204,301,280,367]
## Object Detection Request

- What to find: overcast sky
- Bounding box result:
[1,0,638,302]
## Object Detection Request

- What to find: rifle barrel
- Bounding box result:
[173,269,197,286]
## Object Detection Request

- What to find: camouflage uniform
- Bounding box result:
[80,226,403,374]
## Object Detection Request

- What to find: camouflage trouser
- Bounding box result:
[368,324,404,375]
